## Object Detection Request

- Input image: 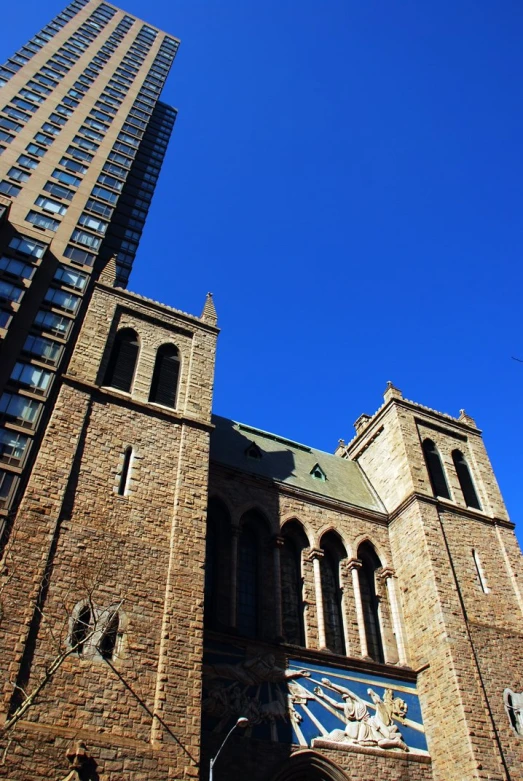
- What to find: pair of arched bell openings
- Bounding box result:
[104,328,180,409]
[422,439,481,510]
[204,501,388,664]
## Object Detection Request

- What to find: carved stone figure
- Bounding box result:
[504,688,523,735]
[313,678,408,751]
[381,686,408,723]
[367,688,408,750]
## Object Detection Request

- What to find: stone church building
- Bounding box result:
[0,256,522,781]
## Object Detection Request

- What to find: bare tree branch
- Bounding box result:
[2,601,123,734]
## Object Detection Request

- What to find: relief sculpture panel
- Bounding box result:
[202,643,428,756]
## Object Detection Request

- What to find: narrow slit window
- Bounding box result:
[118,446,132,496]
[472,549,489,594]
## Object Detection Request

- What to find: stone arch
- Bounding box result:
[318,528,347,557]
[280,513,313,546]
[232,502,278,533]
[271,749,349,781]
[352,533,389,568]
[280,517,310,546]
[422,438,451,499]
[318,526,349,557]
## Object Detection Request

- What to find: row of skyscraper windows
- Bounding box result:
[64,24,168,267]
[87,36,177,282]
[0,228,89,510]
[0,7,179,514]
[59,21,173,270]
[0,0,90,88]
[0,5,129,204]
[105,102,176,284]
[0,13,144,271]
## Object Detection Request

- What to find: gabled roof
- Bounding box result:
[210,415,385,513]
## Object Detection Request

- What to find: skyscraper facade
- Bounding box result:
[0,0,178,522]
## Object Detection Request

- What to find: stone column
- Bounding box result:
[272,535,284,640]
[340,562,352,657]
[301,551,314,649]
[348,558,368,658]
[308,549,326,649]
[229,527,240,627]
[381,567,407,665]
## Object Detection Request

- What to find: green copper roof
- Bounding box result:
[210,415,385,513]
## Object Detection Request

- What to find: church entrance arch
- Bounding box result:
[271,749,349,781]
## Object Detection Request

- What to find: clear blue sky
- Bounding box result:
[2,1,522,533]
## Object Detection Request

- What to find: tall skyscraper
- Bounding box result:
[0,0,178,520]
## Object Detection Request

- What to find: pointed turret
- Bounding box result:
[98,254,117,287]
[200,292,218,326]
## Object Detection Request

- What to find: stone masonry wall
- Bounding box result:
[0,284,218,780]
[208,465,400,662]
[349,394,520,781]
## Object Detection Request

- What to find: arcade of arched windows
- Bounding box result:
[204,498,408,667]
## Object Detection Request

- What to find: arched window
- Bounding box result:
[320,532,346,655]
[104,328,139,393]
[358,542,384,663]
[99,611,119,660]
[149,344,180,408]
[71,604,91,654]
[237,526,258,638]
[452,450,481,509]
[236,510,272,639]
[422,439,450,499]
[204,498,231,629]
[280,521,309,646]
[118,446,133,496]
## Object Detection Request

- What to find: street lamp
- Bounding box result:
[209,717,249,781]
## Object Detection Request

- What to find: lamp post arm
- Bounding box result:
[209,721,241,781]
